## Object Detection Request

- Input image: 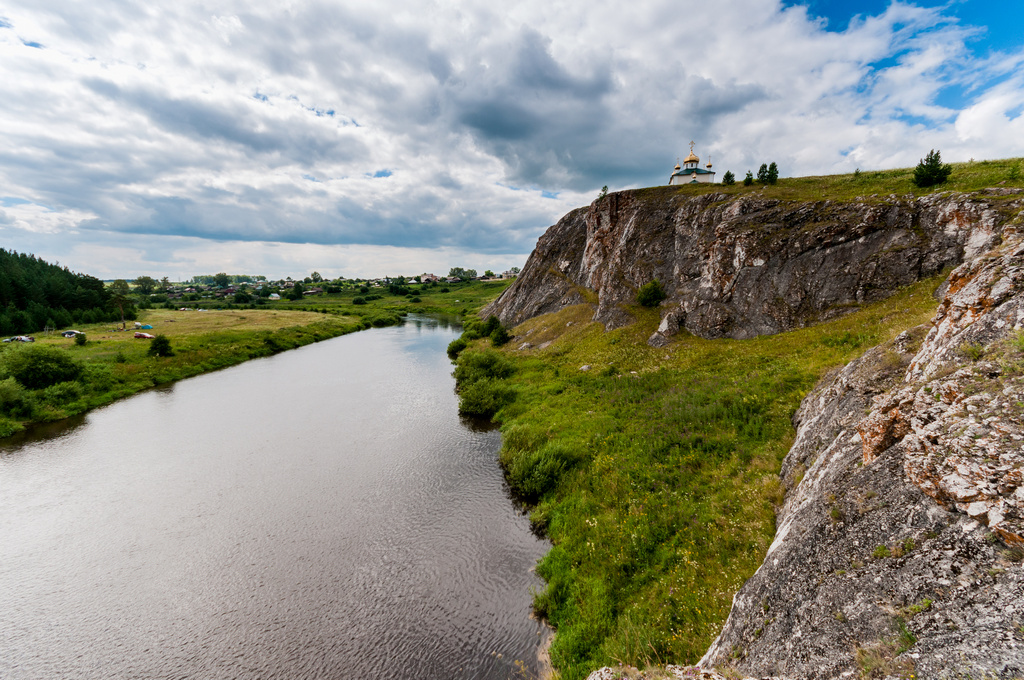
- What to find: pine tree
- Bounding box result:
[757,163,769,184]
[912,149,952,188]
[767,162,779,185]
[722,171,736,185]
[743,171,754,186]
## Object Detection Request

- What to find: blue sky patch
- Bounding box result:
[0,196,32,207]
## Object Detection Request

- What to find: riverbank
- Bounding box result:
[0,279,513,440]
[452,276,947,680]
[0,308,371,439]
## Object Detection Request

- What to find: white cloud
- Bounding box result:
[0,0,1022,278]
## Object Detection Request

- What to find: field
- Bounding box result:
[0,280,511,438]
[453,276,947,679]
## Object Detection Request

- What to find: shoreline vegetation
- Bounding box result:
[0,279,512,441]
[452,276,947,680]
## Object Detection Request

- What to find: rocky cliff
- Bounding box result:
[696,222,1024,679]
[485,187,1018,343]
[495,185,1024,678]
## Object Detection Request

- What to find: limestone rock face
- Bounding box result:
[700,230,1024,678]
[484,187,1021,339]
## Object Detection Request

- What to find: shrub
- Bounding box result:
[743,171,754,186]
[457,379,516,417]
[636,279,667,307]
[410,296,421,303]
[482,315,502,336]
[490,326,512,347]
[74,333,87,346]
[0,416,24,438]
[0,345,83,389]
[454,350,515,385]
[40,381,83,406]
[912,149,952,188]
[447,337,468,360]
[147,335,174,357]
[352,297,367,305]
[0,376,33,416]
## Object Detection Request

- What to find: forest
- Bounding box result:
[0,249,124,335]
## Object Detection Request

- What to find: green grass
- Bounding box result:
[0,281,510,438]
[454,276,945,679]
[627,156,1024,204]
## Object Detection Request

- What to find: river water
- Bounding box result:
[0,316,549,679]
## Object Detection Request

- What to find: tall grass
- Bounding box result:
[457,276,945,679]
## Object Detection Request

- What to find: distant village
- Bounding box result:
[131,268,520,303]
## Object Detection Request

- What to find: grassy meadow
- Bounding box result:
[635,155,1024,204]
[453,276,947,679]
[0,279,511,439]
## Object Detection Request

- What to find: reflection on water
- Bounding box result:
[0,316,549,679]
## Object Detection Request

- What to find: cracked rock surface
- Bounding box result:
[484,188,1021,341]
[701,230,1024,678]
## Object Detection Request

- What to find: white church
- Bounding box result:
[669,141,716,185]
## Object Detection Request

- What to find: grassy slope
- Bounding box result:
[644,156,1024,202]
[452,162,1024,679]
[0,280,510,438]
[473,279,945,679]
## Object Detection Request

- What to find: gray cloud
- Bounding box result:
[0,1,1021,279]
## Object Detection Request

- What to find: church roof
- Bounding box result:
[671,167,715,177]
[683,151,700,164]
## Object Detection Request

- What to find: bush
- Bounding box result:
[0,345,83,389]
[490,326,512,347]
[913,149,952,188]
[457,379,516,417]
[0,376,33,416]
[636,279,667,307]
[74,333,87,346]
[40,381,82,406]
[352,297,366,305]
[454,350,515,385]
[447,337,468,360]
[482,315,502,336]
[743,171,754,186]
[147,334,174,357]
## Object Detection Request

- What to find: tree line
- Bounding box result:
[0,250,127,336]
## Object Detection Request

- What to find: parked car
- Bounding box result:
[61,330,83,338]
[134,332,155,339]
[3,335,34,342]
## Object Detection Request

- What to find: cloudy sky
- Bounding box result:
[1,0,1023,280]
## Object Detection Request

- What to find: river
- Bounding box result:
[0,316,549,679]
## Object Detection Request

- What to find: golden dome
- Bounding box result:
[683,151,699,164]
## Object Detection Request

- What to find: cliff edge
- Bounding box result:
[485,187,1018,342]
[496,185,1024,678]
[697,222,1024,678]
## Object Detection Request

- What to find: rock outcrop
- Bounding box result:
[699,227,1024,678]
[503,187,1024,679]
[485,187,1020,342]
